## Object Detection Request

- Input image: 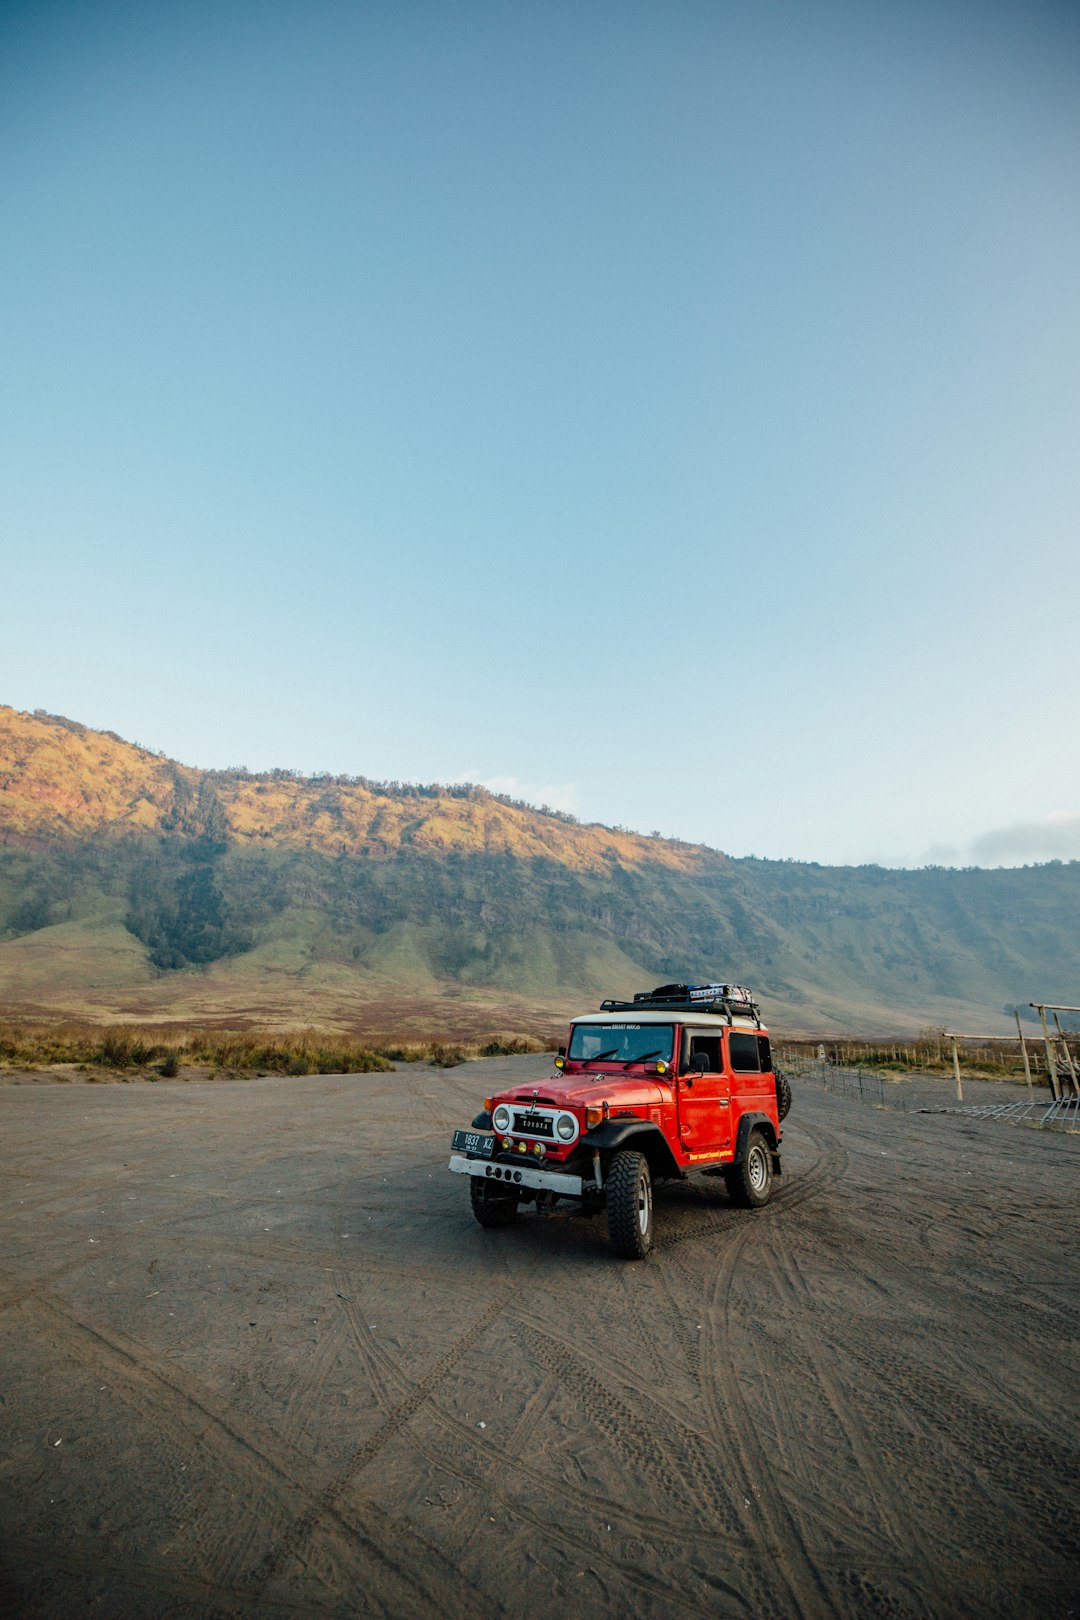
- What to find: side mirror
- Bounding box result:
[557,1045,566,1058]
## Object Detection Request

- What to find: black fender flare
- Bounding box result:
[734,1111,782,1172]
[581,1121,684,1181]
[471,1109,492,1130]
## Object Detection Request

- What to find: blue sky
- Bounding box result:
[2,0,1078,867]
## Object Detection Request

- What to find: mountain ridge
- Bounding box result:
[0,704,714,873]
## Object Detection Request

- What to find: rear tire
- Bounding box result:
[470,1176,519,1228]
[775,1069,792,1121]
[607,1151,654,1259]
[725,1129,774,1209]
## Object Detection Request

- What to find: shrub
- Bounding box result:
[428,1042,466,1068]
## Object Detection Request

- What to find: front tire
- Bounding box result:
[607,1151,654,1259]
[725,1129,774,1209]
[470,1176,519,1228]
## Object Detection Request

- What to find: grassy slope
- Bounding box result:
[1,704,1077,1036]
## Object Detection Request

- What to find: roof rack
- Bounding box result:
[599,982,762,1027]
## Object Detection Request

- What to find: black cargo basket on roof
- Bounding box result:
[600,982,761,1025]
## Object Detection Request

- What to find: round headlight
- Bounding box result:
[556,1113,577,1142]
[492,1104,511,1133]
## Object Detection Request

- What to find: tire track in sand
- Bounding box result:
[249,1281,519,1613]
[9,1289,484,1618]
[324,1229,716,1611]
[326,1210,760,1608]
[6,1290,348,1601]
[693,1117,850,1620]
[752,1231,939,1616]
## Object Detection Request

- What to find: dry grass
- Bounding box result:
[0,1020,550,1078]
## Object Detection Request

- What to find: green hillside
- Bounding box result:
[1,704,1076,1036]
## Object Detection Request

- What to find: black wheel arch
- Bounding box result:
[734,1111,782,1171]
[582,1120,683,1181]
[471,1109,492,1130]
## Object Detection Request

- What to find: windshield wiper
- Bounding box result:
[588,1048,619,1062]
[623,1049,663,1067]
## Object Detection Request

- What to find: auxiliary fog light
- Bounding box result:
[532,1143,544,1157]
[501,1137,511,1150]
[516,1142,527,1154]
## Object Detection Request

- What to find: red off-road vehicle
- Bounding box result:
[448,982,791,1259]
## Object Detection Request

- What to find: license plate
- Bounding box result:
[452,1128,495,1158]
[515,1112,553,1136]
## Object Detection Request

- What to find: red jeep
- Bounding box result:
[448,982,791,1259]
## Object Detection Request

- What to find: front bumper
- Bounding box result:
[448,1152,585,1198]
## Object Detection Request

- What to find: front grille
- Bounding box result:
[513,1111,554,1138]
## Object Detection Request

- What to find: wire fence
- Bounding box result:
[780,1053,891,1107]
[779,1051,1078,1133]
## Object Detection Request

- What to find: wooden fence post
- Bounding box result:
[1034,1004,1061,1101]
[1052,1013,1079,1097]
[1014,1008,1034,1100]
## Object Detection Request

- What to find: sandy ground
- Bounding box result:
[1,1057,1077,1620]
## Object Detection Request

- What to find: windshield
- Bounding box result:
[567,1023,674,1065]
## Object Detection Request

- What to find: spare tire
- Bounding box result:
[775,1068,792,1121]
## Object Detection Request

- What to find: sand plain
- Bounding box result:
[0,1057,1076,1619]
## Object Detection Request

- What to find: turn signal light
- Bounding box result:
[483,1097,493,1111]
[586,1106,604,1128]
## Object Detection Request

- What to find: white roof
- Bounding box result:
[571,1009,762,1029]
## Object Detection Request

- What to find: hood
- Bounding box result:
[494,1072,669,1111]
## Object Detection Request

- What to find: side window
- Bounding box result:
[683,1030,723,1072]
[728,1032,760,1072]
[757,1035,772,1071]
